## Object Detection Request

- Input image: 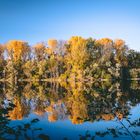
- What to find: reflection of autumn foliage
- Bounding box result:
[67,91,88,124]
[33,100,46,116]
[64,81,133,124]
[101,114,114,121]
[8,99,23,120]
[48,113,58,122]
[115,112,123,120]
[96,112,123,121]
[1,79,140,125]
[8,96,30,120]
[45,101,67,122]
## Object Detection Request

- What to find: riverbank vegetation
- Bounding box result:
[0,36,139,84]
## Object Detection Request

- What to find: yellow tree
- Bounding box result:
[95,38,113,63]
[114,39,125,50]
[32,42,48,79]
[6,40,30,63]
[114,39,128,66]
[46,39,59,78]
[47,39,58,54]
[6,40,30,82]
[33,42,46,61]
[113,39,128,79]
[65,36,89,81]
[96,38,113,46]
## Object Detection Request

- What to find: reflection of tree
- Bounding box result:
[64,81,132,124]
[8,95,30,120]
[0,80,140,123]
[45,101,67,122]
[66,93,89,124]
[33,99,47,116]
[0,80,140,139]
[0,80,139,123]
[0,102,49,140]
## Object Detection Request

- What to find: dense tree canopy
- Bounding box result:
[0,36,139,83]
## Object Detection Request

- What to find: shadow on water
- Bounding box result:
[0,80,140,140]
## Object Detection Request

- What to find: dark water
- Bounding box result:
[0,80,140,140]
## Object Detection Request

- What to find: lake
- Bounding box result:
[0,80,140,140]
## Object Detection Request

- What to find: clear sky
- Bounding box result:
[0,0,140,51]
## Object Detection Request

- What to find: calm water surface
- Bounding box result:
[0,80,140,140]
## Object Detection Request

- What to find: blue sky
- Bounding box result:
[0,0,140,51]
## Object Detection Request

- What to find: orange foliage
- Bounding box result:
[47,39,58,52]
[68,36,86,48]
[116,112,123,120]
[45,104,58,122]
[34,43,46,60]
[114,39,125,50]
[8,99,23,120]
[34,110,45,116]
[48,114,58,122]
[96,38,113,46]
[101,114,114,121]
[6,40,29,62]
[71,116,84,124]
[66,36,88,69]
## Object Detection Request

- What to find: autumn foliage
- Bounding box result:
[0,36,139,83]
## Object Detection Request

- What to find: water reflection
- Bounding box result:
[0,80,140,140]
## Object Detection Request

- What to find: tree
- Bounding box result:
[95,38,113,63]
[6,40,30,63]
[64,36,89,81]
[46,39,59,78]
[114,39,128,67]
[6,40,30,82]
[47,39,58,54]
[33,42,46,61]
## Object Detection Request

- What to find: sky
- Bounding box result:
[0,0,140,51]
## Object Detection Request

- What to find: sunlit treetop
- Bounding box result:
[45,47,52,55]
[66,36,88,69]
[95,38,113,47]
[114,39,125,50]
[68,36,86,47]
[6,40,30,62]
[33,42,46,60]
[47,39,58,51]
[34,42,46,50]
[68,36,87,54]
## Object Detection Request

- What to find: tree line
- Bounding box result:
[0,36,140,83]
